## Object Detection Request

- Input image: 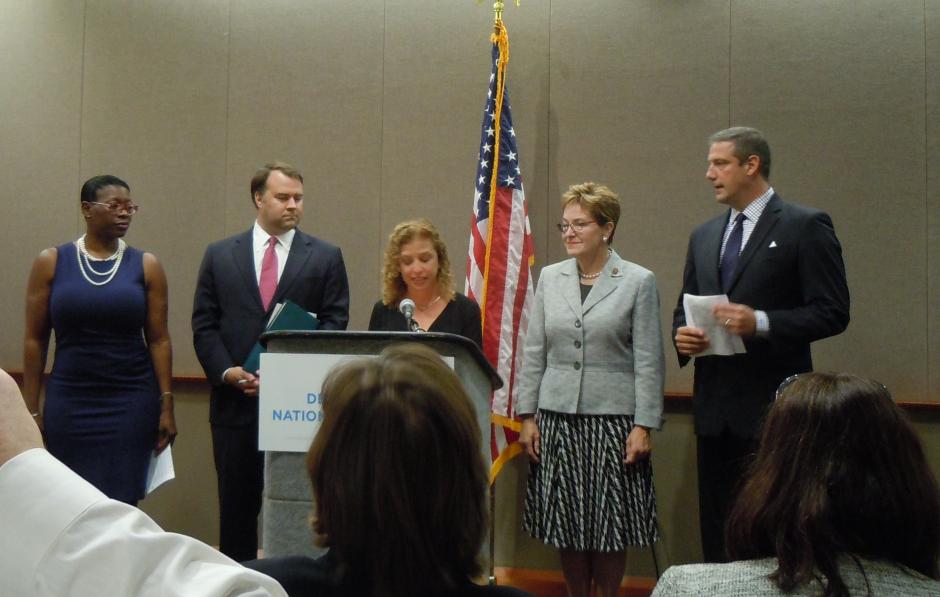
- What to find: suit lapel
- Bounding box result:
[582,252,624,315]
[726,194,782,293]
[559,259,583,319]
[232,230,264,311]
[703,215,727,292]
[272,230,314,306]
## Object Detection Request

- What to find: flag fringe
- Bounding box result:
[480,21,509,331]
[489,441,523,485]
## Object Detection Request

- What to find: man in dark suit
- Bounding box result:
[672,127,849,562]
[192,162,349,561]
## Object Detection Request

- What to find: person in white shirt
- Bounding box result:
[0,369,287,597]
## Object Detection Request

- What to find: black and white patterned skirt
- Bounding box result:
[523,410,659,551]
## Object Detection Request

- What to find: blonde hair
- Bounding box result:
[381,219,455,306]
[560,182,621,244]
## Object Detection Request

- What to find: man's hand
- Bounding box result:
[675,326,710,356]
[0,369,44,467]
[713,303,757,337]
[224,367,259,397]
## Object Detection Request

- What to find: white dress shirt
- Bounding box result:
[0,449,287,597]
[718,187,775,335]
[220,222,296,382]
[252,221,295,285]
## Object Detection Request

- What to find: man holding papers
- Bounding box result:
[672,128,849,563]
[192,162,349,561]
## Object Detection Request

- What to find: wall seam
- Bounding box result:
[925,0,931,398]
[222,0,233,234]
[727,0,733,125]
[546,0,552,267]
[77,0,88,233]
[378,0,387,279]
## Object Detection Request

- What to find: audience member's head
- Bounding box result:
[726,372,940,595]
[307,343,486,595]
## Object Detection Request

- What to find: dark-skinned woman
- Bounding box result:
[22,175,176,505]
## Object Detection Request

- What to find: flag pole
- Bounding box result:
[489,3,502,583]
[479,0,522,584]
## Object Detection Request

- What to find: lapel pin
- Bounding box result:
[769,241,778,248]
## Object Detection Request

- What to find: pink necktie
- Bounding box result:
[259,236,278,310]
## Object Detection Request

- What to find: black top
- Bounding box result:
[368,293,483,348]
[244,554,533,597]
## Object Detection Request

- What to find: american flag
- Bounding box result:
[465,21,535,484]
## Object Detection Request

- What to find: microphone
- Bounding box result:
[398,299,420,332]
[399,298,415,319]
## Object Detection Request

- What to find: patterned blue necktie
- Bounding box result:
[720,213,746,292]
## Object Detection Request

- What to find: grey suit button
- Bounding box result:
[574,319,582,328]
[574,340,582,349]
[573,361,581,370]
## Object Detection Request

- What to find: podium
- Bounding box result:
[257,330,502,558]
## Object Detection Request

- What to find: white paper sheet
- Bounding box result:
[682,293,747,357]
[145,445,175,495]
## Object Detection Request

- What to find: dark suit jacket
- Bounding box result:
[244,554,534,597]
[672,194,849,438]
[192,227,349,427]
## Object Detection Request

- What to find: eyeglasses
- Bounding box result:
[86,201,139,215]
[774,374,803,400]
[556,220,596,233]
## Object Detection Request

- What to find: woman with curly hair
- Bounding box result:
[368,218,481,346]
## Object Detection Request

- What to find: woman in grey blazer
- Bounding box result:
[517,182,665,597]
[652,372,940,596]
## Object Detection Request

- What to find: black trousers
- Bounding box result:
[211,424,265,562]
[696,430,756,563]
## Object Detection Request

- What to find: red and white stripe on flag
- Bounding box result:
[465,21,535,484]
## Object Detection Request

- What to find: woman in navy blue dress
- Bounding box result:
[23,175,176,505]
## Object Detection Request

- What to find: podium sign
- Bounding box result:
[258,353,351,452]
[258,351,455,453]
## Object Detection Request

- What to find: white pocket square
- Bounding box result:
[768,241,778,248]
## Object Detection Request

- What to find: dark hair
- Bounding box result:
[726,372,940,596]
[80,175,130,204]
[709,127,772,180]
[249,162,303,205]
[307,344,487,596]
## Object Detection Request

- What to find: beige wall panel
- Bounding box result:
[379,4,550,304]
[80,0,230,375]
[730,1,928,399]
[503,7,553,282]
[0,1,84,368]
[547,1,731,393]
[226,0,384,331]
[928,1,940,401]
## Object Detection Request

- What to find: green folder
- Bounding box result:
[242,300,320,374]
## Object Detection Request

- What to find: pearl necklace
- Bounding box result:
[76,235,126,286]
[578,248,612,280]
[414,295,442,311]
